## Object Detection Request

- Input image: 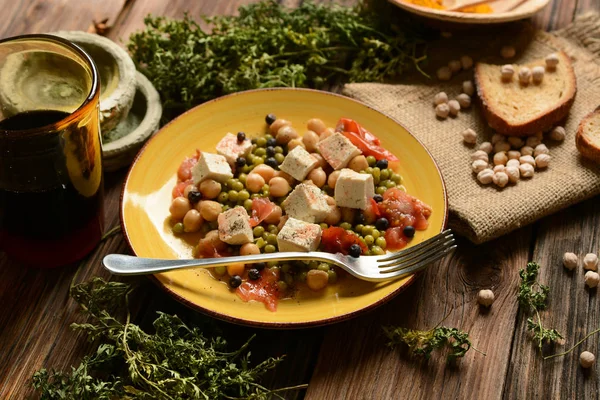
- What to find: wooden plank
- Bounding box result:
[305,229,533,400]
[531,0,577,31]
[0,0,127,39]
[503,197,600,399]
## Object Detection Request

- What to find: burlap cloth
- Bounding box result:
[343,12,600,244]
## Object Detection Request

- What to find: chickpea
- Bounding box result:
[493,164,505,173]
[563,252,578,270]
[363,202,378,224]
[519,155,536,167]
[183,184,196,198]
[519,163,535,178]
[584,253,598,271]
[198,230,226,253]
[435,103,449,119]
[585,271,600,288]
[433,92,448,106]
[462,128,477,144]
[494,141,511,153]
[493,171,509,188]
[472,160,488,173]
[264,205,282,224]
[246,173,266,193]
[310,153,327,169]
[507,136,524,149]
[493,151,508,165]
[269,119,291,135]
[436,66,452,81]
[507,159,521,168]
[240,243,260,256]
[277,215,289,231]
[535,154,551,168]
[580,351,596,368]
[477,168,494,185]
[319,127,335,141]
[448,59,462,73]
[324,205,342,225]
[307,168,327,188]
[460,55,474,70]
[456,94,471,109]
[520,146,534,156]
[532,66,545,84]
[518,67,531,84]
[534,144,549,157]
[306,269,329,291]
[288,138,305,151]
[479,142,493,154]
[328,170,341,188]
[501,64,515,81]
[545,53,559,70]
[182,209,203,233]
[198,200,222,222]
[170,197,191,220]
[341,207,355,223]
[507,150,521,160]
[275,170,295,185]
[448,100,460,116]
[307,118,327,135]
[199,179,221,199]
[462,80,475,96]
[549,126,566,141]
[252,164,276,182]
[505,166,520,183]
[325,196,336,206]
[348,155,369,172]
[227,262,245,277]
[269,177,291,197]
[303,130,320,152]
[501,45,516,59]
[491,133,505,144]
[477,289,495,307]
[276,125,299,144]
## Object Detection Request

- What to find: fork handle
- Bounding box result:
[102,252,338,276]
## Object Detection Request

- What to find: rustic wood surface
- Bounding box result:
[1,0,600,399]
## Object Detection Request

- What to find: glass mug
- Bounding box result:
[0,34,104,267]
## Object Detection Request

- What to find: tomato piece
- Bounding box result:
[336,118,381,145]
[177,150,200,182]
[321,227,368,255]
[172,179,193,198]
[196,241,230,259]
[385,227,409,251]
[237,268,281,312]
[341,131,399,162]
[249,198,277,227]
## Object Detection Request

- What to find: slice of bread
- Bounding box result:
[576,106,600,163]
[475,51,577,136]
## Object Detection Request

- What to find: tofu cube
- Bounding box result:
[216,133,252,166]
[192,152,233,184]
[279,146,318,181]
[317,132,361,170]
[217,206,253,245]
[334,169,375,210]
[277,217,322,252]
[281,183,330,223]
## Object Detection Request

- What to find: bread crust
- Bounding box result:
[576,106,600,163]
[475,51,577,137]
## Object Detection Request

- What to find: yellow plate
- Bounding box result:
[121,88,447,328]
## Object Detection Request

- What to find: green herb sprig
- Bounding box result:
[33,278,306,399]
[128,0,428,119]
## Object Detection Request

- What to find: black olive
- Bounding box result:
[237,132,246,142]
[187,190,202,204]
[266,146,275,157]
[254,262,266,271]
[375,217,389,231]
[265,157,278,169]
[349,244,362,258]
[266,137,277,147]
[251,138,257,145]
[229,275,243,288]
[373,194,384,203]
[248,269,261,280]
[376,159,388,169]
[403,225,416,238]
[236,157,246,167]
[355,212,365,224]
[265,114,277,125]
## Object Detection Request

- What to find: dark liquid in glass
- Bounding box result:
[0,110,104,267]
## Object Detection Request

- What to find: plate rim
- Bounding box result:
[119,87,449,329]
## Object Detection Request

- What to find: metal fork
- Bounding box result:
[102,230,455,282]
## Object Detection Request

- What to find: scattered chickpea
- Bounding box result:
[493,171,509,188]
[462,80,475,96]
[519,163,535,178]
[580,351,596,368]
[448,59,462,73]
[227,262,245,277]
[534,131,544,140]
[246,173,266,193]
[199,179,221,199]
[264,205,283,224]
[306,269,329,291]
[198,200,222,222]
[505,166,520,183]
[493,164,505,173]
[448,100,460,116]
[456,93,471,109]
[508,136,524,149]
[319,128,335,141]
[275,170,295,185]
[324,205,342,225]
[307,118,327,135]
[269,177,291,197]
[520,155,536,168]
[584,253,598,271]
[508,150,521,160]
[533,144,549,156]
[491,133,505,144]
[462,128,477,144]
[479,142,493,154]
[477,289,495,307]
[460,55,474,70]
[494,141,511,153]
[585,271,600,288]
[471,150,490,162]
[545,53,560,70]
[563,252,578,270]
[493,151,508,165]
[276,125,299,145]
[501,64,515,81]
[202,230,227,251]
[520,146,534,156]
[535,154,551,168]
[325,196,336,206]
[518,67,531,84]
[437,66,452,81]
[435,103,450,119]
[507,159,521,168]
[307,167,327,188]
[183,209,203,233]
[549,126,566,141]
[501,45,516,59]
[269,119,291,135]
[328,170,341,188]
[252,164,276,182]
[532,66,545,84]
[302,130,320,152]
[477,168,494,185]
[183,184,196,199]
[472,159,489,173]
[240,243,260,256]
[311,153,328,169]
[170,197,192,220]
[433,91,449,105]
[348,155,369,172]
[287,138,305,151]
[526,136,542,148]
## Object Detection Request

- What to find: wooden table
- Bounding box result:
[2,1,600,399]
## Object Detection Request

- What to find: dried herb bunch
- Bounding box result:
[128,0,427,118]
[33,278,305,399]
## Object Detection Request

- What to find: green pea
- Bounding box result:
[376,186,387,195]
[262,232,269,240]
[218,192,228,203]
[274,153,285,163]
[376,236,387,249]
[253,226,265,237]
[340,222,352,231]
[284,272,294,286]
[297,271,307,282]
[362,226,374,236]
[320,223,328,230]
[265,244,276,253]
[365,167,373,175]
[265,134,273,141]
[254,147,267,157]
[327,269,337,284]
[238,190,250,201]
[385,180,396,189]
[267,261,279,268]
[214,266,227,276]
[255,237,266,248]
[274,145,283,154]
[317,263,330,272]
[243,165,254,174]
[172,222,184,234]
[277,281,288,292]
[267,224,278,234]
[372,167,381,178]
[372,229,380,239]
[252,157,264,166]
[267,234,278,245]
[392,173,402,183]
[238,173,247,184]
[281,263,292,273]
[228,190,238,202]
[232,181,244,191]
[308,261,319,270]
[251,193,261,199]
[355,224,365,234]
[364,235,375,246]
[366,155,377,166]
[243,199,253,211]
[398,185,407,192]
[226,178,236,188]
[380,169,390,181]
[371,245,385,255]
[201,224,212,234]
[256,137,267,147]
